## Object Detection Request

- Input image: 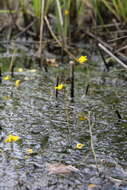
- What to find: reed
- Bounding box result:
[32,0,42,18]
[0,65,2,84]
[1,0,127,41]
[99,0,127,21]
[70,61,75,100]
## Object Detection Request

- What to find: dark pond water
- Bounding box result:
[0,49,127,190]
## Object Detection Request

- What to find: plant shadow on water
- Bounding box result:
[0,57,127,190]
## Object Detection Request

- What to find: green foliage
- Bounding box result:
[0,10,16,13]
[0,0,127,39]
[100,0,127,21]
[32,0,42,18]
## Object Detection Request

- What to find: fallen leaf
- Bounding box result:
[48,163,79,174]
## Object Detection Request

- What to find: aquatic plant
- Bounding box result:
[77,56,88,64]
[3,75,11,80]
[15,80,22,87]
[79,115,88,121]
[4,134,20,143]
[55,83,65,90]
[76,143,85,149]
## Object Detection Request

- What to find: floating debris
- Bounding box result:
[48,163,79,174]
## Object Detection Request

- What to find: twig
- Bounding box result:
[92,22,123,29]
[86,32,113,51]
[11,64,15,78]
[114,45,127,54]
[97,43,109,71]
[98,43,127,69]
[88,111,99,172]
[85,84,90,95]
[87,32,127,63]
[9,46,17,77]
[70,62,75,100]
[14,20,36,39]
[56,0,65,63]
[115,110,122,120]
[38,0,45,57]
[0,65,2,83]
[55,76,59,98]
[108,35,127,42]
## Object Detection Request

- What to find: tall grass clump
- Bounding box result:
[97,0,127,22]
[1,0,127,42]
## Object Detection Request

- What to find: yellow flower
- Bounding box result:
[77,56,88,64]
[54,83,65,90]
[17,68,24,72]
[3,75,11,80]
[26,149,33,154]
[64,10,69,15]
[4,134,20,143]
[15,80,22,87]
[76,143,85,149]
[79,115,88,121]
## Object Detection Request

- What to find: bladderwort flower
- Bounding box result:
[77,56,88,64]
[4,134,20,143]
[3,75,11,80]
[76,143,85,149]
[64,10,69,15]
[54,83,65,90]
[15,80,22,87]
[79,115,88,121]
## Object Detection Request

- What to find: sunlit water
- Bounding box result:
[0,60,127,190]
